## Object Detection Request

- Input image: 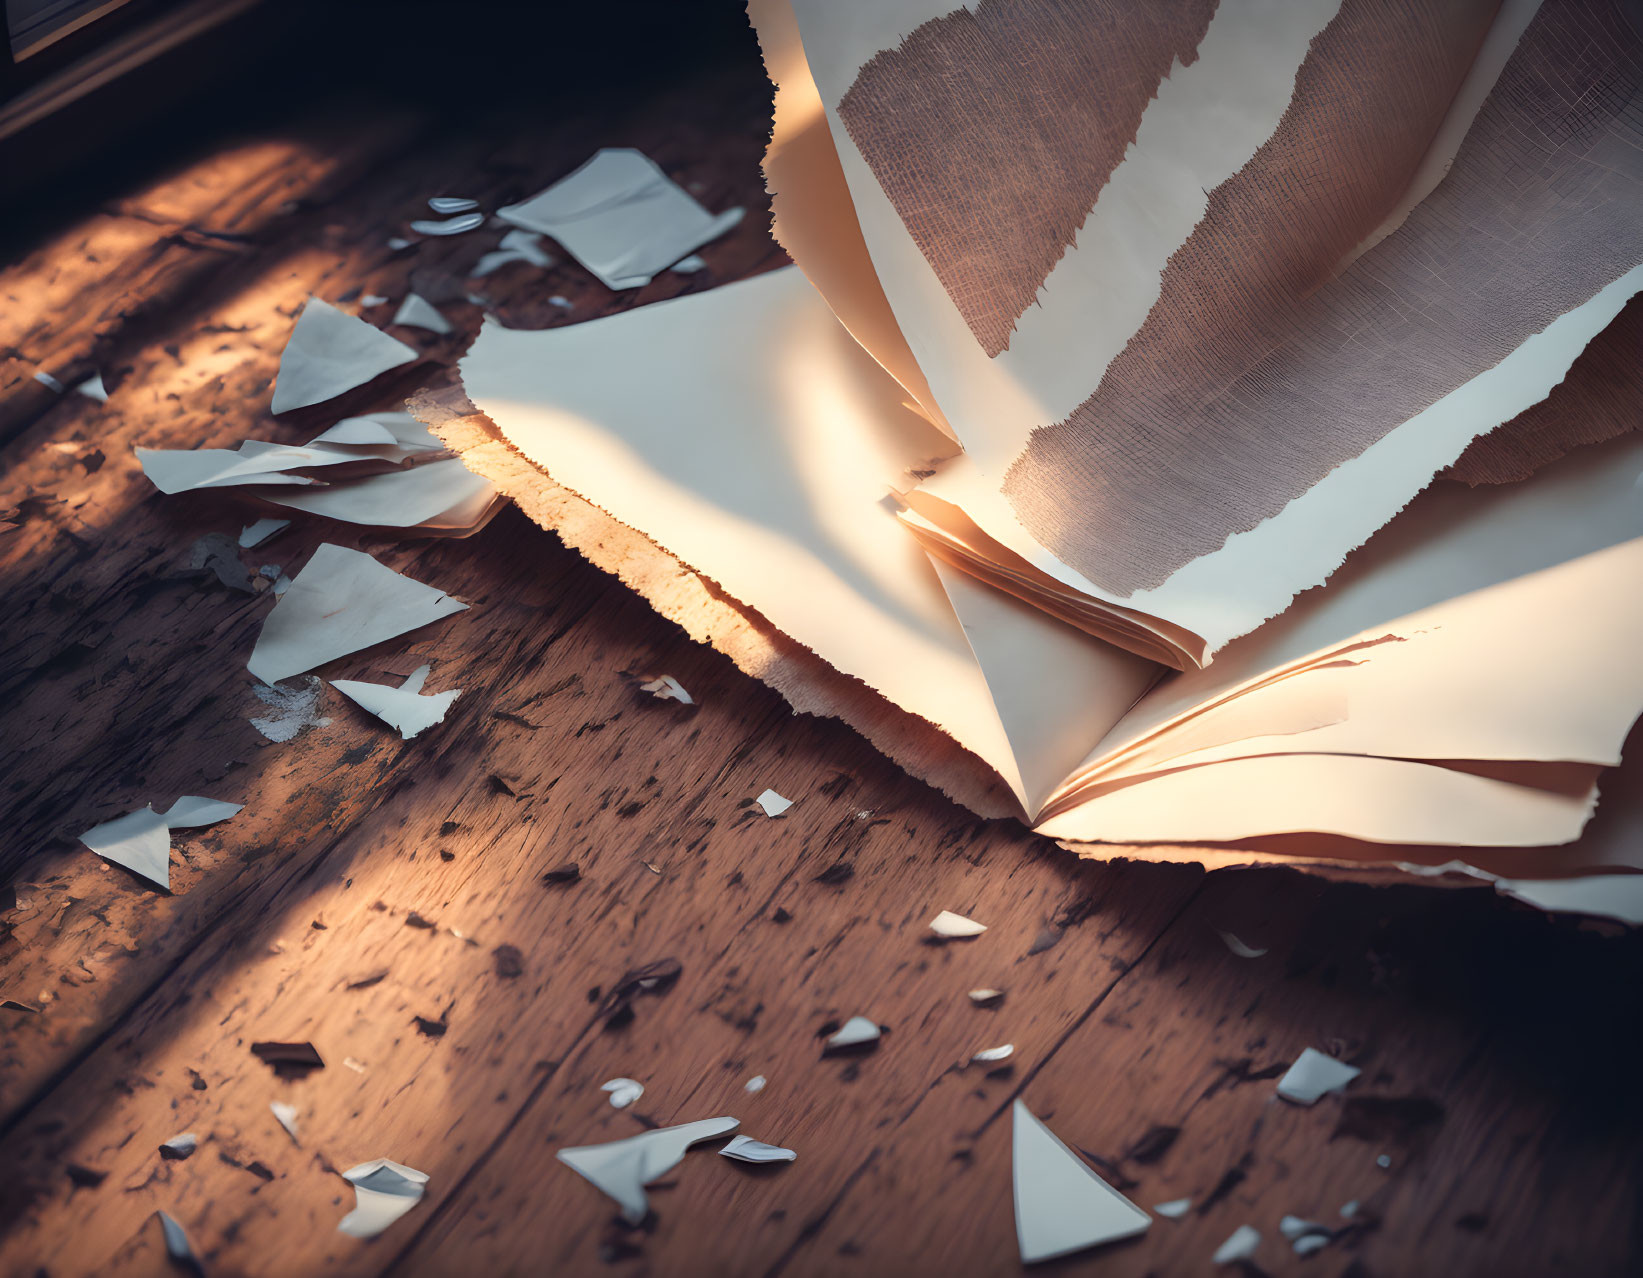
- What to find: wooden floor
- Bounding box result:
[3,16,1642,1278]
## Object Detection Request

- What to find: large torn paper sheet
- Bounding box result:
[248,544,467,684]
[458,266,1033,810]
[758,0,1643,651]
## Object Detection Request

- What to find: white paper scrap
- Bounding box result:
[496,149,743,290]
[239,518,290,549]
[156,1211,198,1266]
[159,796,243,829]
[247,545,467,684]
[1153,1198,1191,1219]
[75,372,108,402]
[428,196,479,214]
[331,664,460,739]
[33,370,64,393]
[755,789,792,818]
[361,294,390,307]
[720,1135,795,1164]
[262,459,494,531]
[744,1075,767,1094]
[1012,1100,1151,1264]
[500,228,554,265]
[337,1158,429,1238]
[929,909,987,939]
[391,293,453,335]
[671,254,707,274]
[557,1116,739,1225]
[639,675,694,705]
[409,213,484,236]
[79,807,171,888]
[271,1101,300,1141]
[1213,1224,1261,1265]
[972,1043,1014,1063]
[251,675,331,742]
[159,1133,198,1159]
[386,237,412,251]
[1217,931,1269,959]
[968,989,1004,1005]
[1276,1048,1361,1105]
[825,1016,880,1050]
[600,1078,644,1109]
[1495,875,1643,926]
[270,297,417,415]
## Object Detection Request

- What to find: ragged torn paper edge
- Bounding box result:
[409,380,1017,821]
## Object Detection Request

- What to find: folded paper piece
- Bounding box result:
[720,1135,796,1164]
[330,664,461,740]
[248,545,468,685]
[497,149,743,290]
[1012,1100,1151,1264]
[557,1116,740,1225]
[79,796,241,890]
[271,297,417,415]
[928,910,985,939]
[337,1159,429,1238]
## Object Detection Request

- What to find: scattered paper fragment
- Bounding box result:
[156,1211,201,1272]
[1276,1048,1361,1105]
[409,212,484,237]
[386,236,413,251]
[331,665,461,740]
[270,297,417,415]
[33,370,64,393]
[973,1043,1014,1063]
[1295,1234,1331,1256]
[79,808,172,889]
[639,675,694,705]
[600,1078,644,1109]
[671,254,707,274]
[500,228,553,265]
[548,295,573,310]
[1213,1224,1261,1265]
[427,196,478,214]
[557,1116,739,1225]
[247,545,467,684]
[1340,1200,1359,1218]
[1281,1215,1328,1241]
[824,1016,881,1051]
[497,149,743,290]
[158,1133,198,1161]
[1153,1198,1191,1219]
[745,1075,766,1094]
[391,293,453,335]
[1217,930,1269,959]
[929,909,987,939]
[720,1135,796,1163]
[271,1101,300,1141]
[1012,1100,1151,1264]
[239,518,290,549]
[1377,1154,1392,1168]
[755,789,792,818]
[361,294,390,307]
[337,1159,429,1238]
[250,1040,324,1078]
[160,796,243,828]
[250,675,330,742]
[1495,875,1643,926]
[75,372,108,401]
[343,1056,368,1074]
[968,989,1005,1006]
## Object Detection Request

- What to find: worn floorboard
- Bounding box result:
[1,18,1640,1278]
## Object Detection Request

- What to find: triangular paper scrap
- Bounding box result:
[247,544,467,684]
[1012,1100,1151,1264]
[557,1116,739,1224]
[79,807,171,889]
[391,293,453,335]
[337,1158,429,1238]
[270,297,417,415]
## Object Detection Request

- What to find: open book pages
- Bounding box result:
[446,262,1643,875]
[427,0,1643,879]
[756,0,1643,663]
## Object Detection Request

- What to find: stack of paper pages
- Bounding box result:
[422,0,1643,879]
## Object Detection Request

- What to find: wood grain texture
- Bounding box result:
[1,16,1639,1278]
